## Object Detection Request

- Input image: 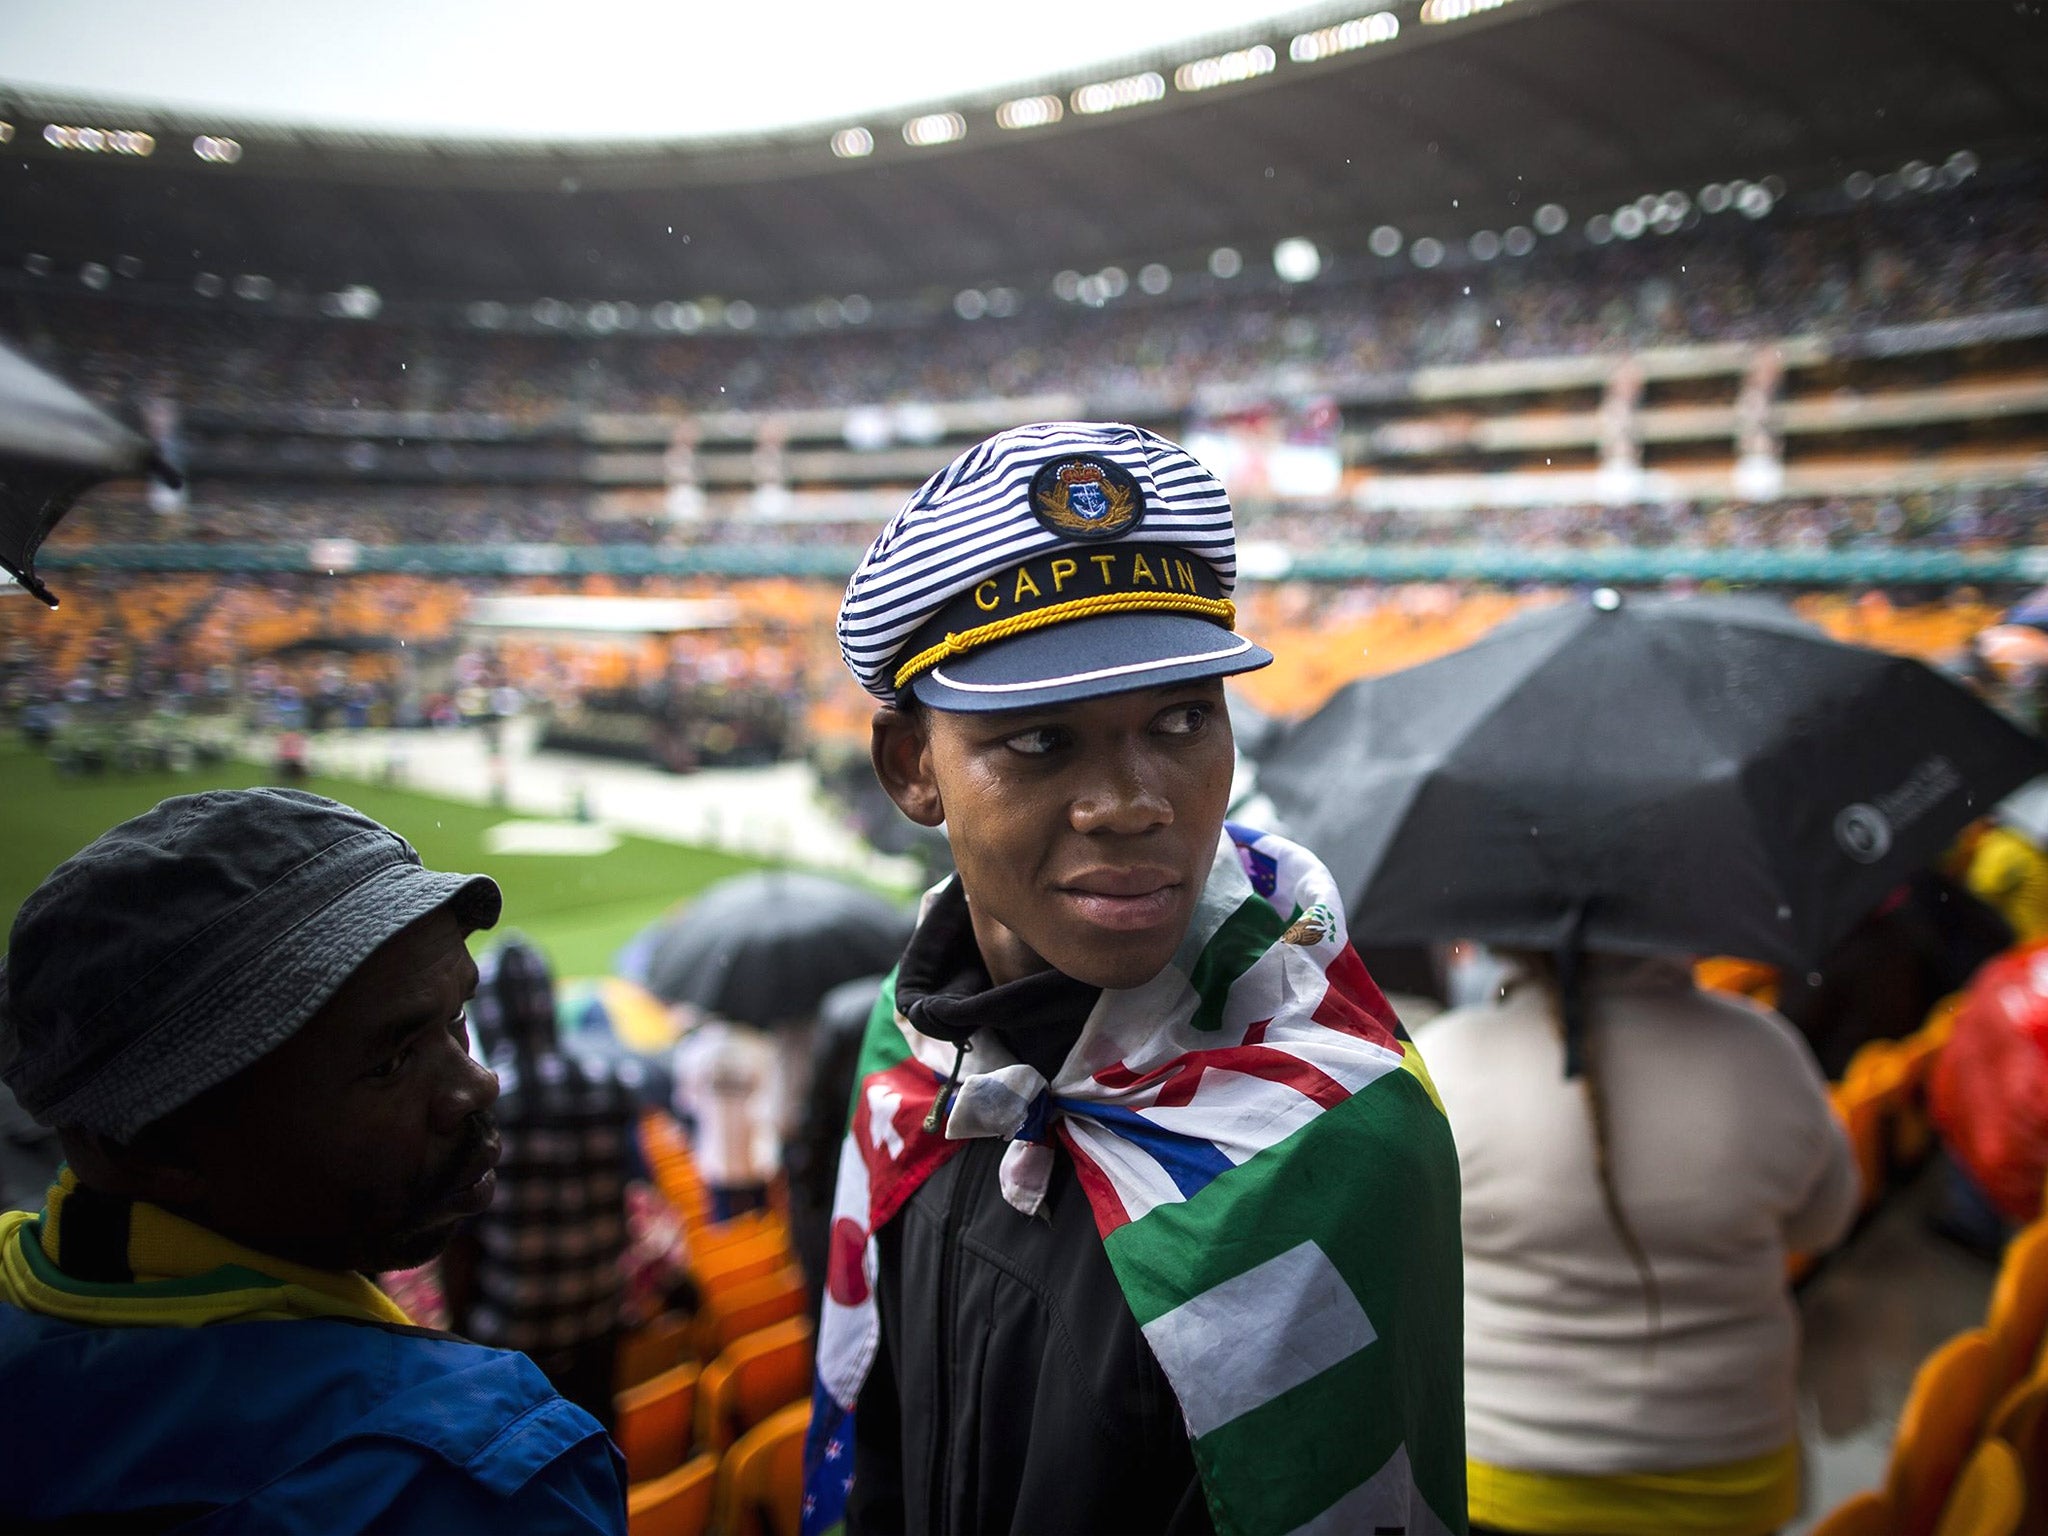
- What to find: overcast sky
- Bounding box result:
[1,0,1319,140]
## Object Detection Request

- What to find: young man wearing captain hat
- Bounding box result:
[804,422,1467,1536]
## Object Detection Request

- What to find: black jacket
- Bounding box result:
[849,880,1213,1536]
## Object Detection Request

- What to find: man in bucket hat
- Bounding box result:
[0,789,627,1533]
[806,422,1467,1535]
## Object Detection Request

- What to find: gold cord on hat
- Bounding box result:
[892,590,1237,692]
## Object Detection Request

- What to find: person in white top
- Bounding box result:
[1417,950,1859,1536]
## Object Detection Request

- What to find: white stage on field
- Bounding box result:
[258,717,919,889]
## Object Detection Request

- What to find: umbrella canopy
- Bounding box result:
[642,871,915,1026]
[1259,590,2048,971]
[0,339,168,608]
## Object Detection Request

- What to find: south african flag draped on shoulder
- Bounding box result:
[802,824,1466,1536]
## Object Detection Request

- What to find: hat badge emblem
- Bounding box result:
[1029,454,1145,541]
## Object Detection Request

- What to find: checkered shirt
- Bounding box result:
[464,1044,641,1356]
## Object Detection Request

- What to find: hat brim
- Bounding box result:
[905,611,1273,713]
[38,862,502,1139]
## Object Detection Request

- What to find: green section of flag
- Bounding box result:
[1104,1070,1467,1534]
[842,967,913,1134]
[1184,894,1294,1032]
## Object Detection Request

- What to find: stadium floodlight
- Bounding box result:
[1735,183,1773,219]
[192,271,224,296]
[232,274,275,301]
[79,263,111,291]
[1138,263,1172,295]
[1273,238,1322,283]
[1699,182,1732,213]
[1418,0,1516,22]
[725,300,757,329]
[1053,269,1083,300]
[1840,172,1874,201]
[1368,225,1403,258]
[1899,159,1935,192]
[1467,230,1502,262]
[840,294,873,324]
[996,94,1063,130]
[1175,44,1276,93]
[1098,266,1129,298]
[22,253,52,277]
[1408,237,1445,268]
[812,298,843,328]
[985,286,1020,317]
[114,255,142,279]
[0,123,12,145]
[1208,247,1243,279]
[43,123,155,156]
[1071,71,1165,116]
[903,112,966,148]
[1289,12,1399,63]
[531,297,570,326]
[325,285,382,320]
[830,127,874,158]
[1503,225,1535,257]
[1584,214,1613,244]
[954,288,988,320]
[1611,206,1646,240]
[1532,203,1568,236]
[1944,149,1980,184]
[193,134,242,164]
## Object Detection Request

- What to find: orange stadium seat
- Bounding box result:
[698,1265,809,1359]
[1831,1078,1890,1211]
[698,1317,815,1453]
[717,1399,811,1536]
[1984,1370,2048,1520]
[1986,1222,2048,1402]
[1888,1328,1997,1536]
[1933,1439,2025,1536]
[627,1452,718,1536]
[615,1361,701,1484]
[617,1312,696,1391]
[697,1235,793,1300]
[1809,1491,1891,1536]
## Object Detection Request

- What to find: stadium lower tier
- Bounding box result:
[0,574,2007,750]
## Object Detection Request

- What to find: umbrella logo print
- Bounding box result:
[1834,803,1893,864]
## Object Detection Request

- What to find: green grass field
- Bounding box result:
[0,744,769,977]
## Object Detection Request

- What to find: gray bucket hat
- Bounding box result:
[0,788,501,1140]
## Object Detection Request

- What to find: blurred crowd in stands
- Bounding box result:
[7,181,2044,422]
[48,483,2048,555]
[1259,486,2048,552]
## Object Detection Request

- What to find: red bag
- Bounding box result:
[1931,940,2048,1225]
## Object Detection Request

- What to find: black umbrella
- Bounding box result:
[0,338,175,608]
[1259,589,2048,974]
[642,871,915,1026]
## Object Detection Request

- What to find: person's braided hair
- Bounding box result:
[1504,951,1662,1346]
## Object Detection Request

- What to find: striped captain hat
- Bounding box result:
[838,421,1272,712]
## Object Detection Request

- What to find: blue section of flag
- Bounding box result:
[1226,823,1279,897]
[801,1385,854,1535]
[1076,1100,1235,1199]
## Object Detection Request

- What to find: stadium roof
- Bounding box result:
[3,0,2045,311]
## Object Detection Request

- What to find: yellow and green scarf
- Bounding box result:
[0,1168,411,1330]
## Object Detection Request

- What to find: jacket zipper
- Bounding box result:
[929,1143,978,1533]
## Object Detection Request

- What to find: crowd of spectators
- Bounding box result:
[7,179,2044,423]
[1251,485,2048,552]
[50,482,2048,557]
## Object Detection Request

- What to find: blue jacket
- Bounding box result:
[0,1304,627,1533]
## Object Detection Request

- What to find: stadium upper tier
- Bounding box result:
[2,0,2043,309]
[12,176,2044,420]
[7,168,2047,549]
